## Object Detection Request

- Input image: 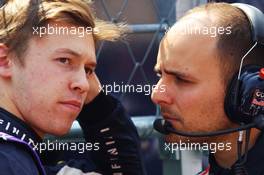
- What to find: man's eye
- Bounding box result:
[84,67,93,75]
[175,76,188,83]
[58,57,70,64]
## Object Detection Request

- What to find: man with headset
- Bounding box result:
[0,0,145,174]
[152,2,264,175]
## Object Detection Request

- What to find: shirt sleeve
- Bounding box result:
[77,92,146,175]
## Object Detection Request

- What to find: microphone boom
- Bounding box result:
[153,119,256,137]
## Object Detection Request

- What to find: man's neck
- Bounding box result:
[213,128,261,169]
[0,95,22,119]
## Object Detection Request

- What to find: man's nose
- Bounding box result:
[70,69,90,94]
[151,79,172,105]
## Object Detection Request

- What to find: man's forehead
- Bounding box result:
[50,44,96,60]
[156,38,175,71]
[161,17,218,55]
[29,29,96,63]
[165,10,220,41]
[155,38,167,69]
[156,19,220,76]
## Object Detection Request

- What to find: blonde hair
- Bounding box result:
[0,0,126,63]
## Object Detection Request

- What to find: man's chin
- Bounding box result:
[47,126,72,137]
[53,131,69,137]
[164,134,189,143]
[164,134,209,143]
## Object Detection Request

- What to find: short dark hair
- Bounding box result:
[184,2,264,85]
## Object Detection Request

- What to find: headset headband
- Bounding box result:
[232,3,264,45]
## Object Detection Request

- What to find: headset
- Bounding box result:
[225,3,264,125]
[154,3,264,175]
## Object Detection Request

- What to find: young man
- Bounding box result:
[151,3,264,175]
[0,0,145,174]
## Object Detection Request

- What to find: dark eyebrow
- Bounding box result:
[154,65,197,82]
[54,48,81,57]
[85,62,97,70]
[164,68,190,79]
[54,48,97,68]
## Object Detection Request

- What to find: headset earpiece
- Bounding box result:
[224,65,264,124]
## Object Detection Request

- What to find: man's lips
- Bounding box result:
[162,113,181,122]
[59,100,82,112]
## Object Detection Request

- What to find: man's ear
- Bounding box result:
[0,44,12,78]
